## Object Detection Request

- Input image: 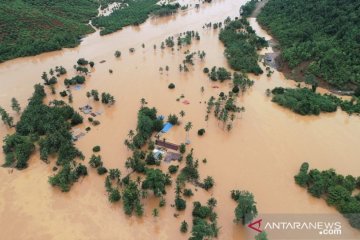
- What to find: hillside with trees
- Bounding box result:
[0,0,99,62]
[258,0,360,89]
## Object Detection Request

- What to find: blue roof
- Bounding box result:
[161,122,173,133]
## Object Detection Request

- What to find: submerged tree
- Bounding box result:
[231,190,258,225]
[184,121,193,144]
[0,107,14,127]
[11,98,21,113]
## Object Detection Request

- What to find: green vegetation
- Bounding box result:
[64,76,86,86]
[258,0,360,89]
[272,86,360,116]
[11,98,21,114]
[168,83,176,89]
[271,87,339,115]
[49,163,88,192]
[240,0,258,17]
[231,190,258,225]
[183,188,193,197]
[190,200,219,239]
[0,0,99,62]
[167,114,179,125]
[2,85,85,188]
[180,220,188,233]
[142,168,171,197]
[219,18,268,74]
[0,107,14,128]
[206,93,245,131]
[208,67,231,82]
[114,50,121,58]
[92,145,101,152]
[197,129,205,136]
[101,92,116,105]
[123,180,143,216]
[295,162,360,229]
[255,232,269,240]
[92,0,179,35]
[168,165,179,174]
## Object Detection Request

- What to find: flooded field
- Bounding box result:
[0,0,359,239]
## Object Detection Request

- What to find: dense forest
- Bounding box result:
[0,0,178,61]
[0,0,99,62]
[258,0,360,89]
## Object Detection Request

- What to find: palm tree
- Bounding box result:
[179,110,185,118]
[140,98,147,107]
[184,122,192,144]
[152,208,159,218]
[128,130,134,139]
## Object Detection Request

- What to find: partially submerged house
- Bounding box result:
[155,139,179,151]
[79,105,92,114]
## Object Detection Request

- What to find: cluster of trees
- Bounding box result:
[92,0,179,35]
[49,163,87,192]
[2,85,86,190]
[130,104,163,148]
[257,0,360,89]
[151,3,180,17]
[271,86,360,116]
[189,199,219,239]
[219,17,268,74]
[0,0,99,62]
[240,0,258,17]
[271,87,340,115]
[206,92,245,131]
[207,67,231,82]
[232,72,254,93]
[295,162,360,229]
[231,190,258,226]
[64,76,86,86]
[86,90,115,105]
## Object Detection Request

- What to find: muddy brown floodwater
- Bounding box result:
[0,0,359,239]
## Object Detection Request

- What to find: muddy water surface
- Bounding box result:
[1,0,360,239]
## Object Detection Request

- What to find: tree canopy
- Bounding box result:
[258,0,360,89]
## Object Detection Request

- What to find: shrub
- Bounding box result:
[175,197,186,211]
[203,67,209,73]
[89,154,102,168]
[168,114,179,125]
[168,165,179,174]
[183,188,193,197]
[168,83,175,89]
[71,112,83,126]
[114,50,121,58]
[179,143,186,154]
[93,145,101,152]
[197,129,206,136]
[97,166,108,175]
[109,189,121,202]
[180,221,188,233]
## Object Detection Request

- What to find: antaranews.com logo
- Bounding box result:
[246,214,359,239]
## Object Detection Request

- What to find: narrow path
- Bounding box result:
[251,0,269,17]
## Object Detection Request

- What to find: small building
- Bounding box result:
[164,152,181,162]
[79,105,92,114]
[155,139,179,151]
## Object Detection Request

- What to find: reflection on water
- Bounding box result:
[0,0,359,239]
